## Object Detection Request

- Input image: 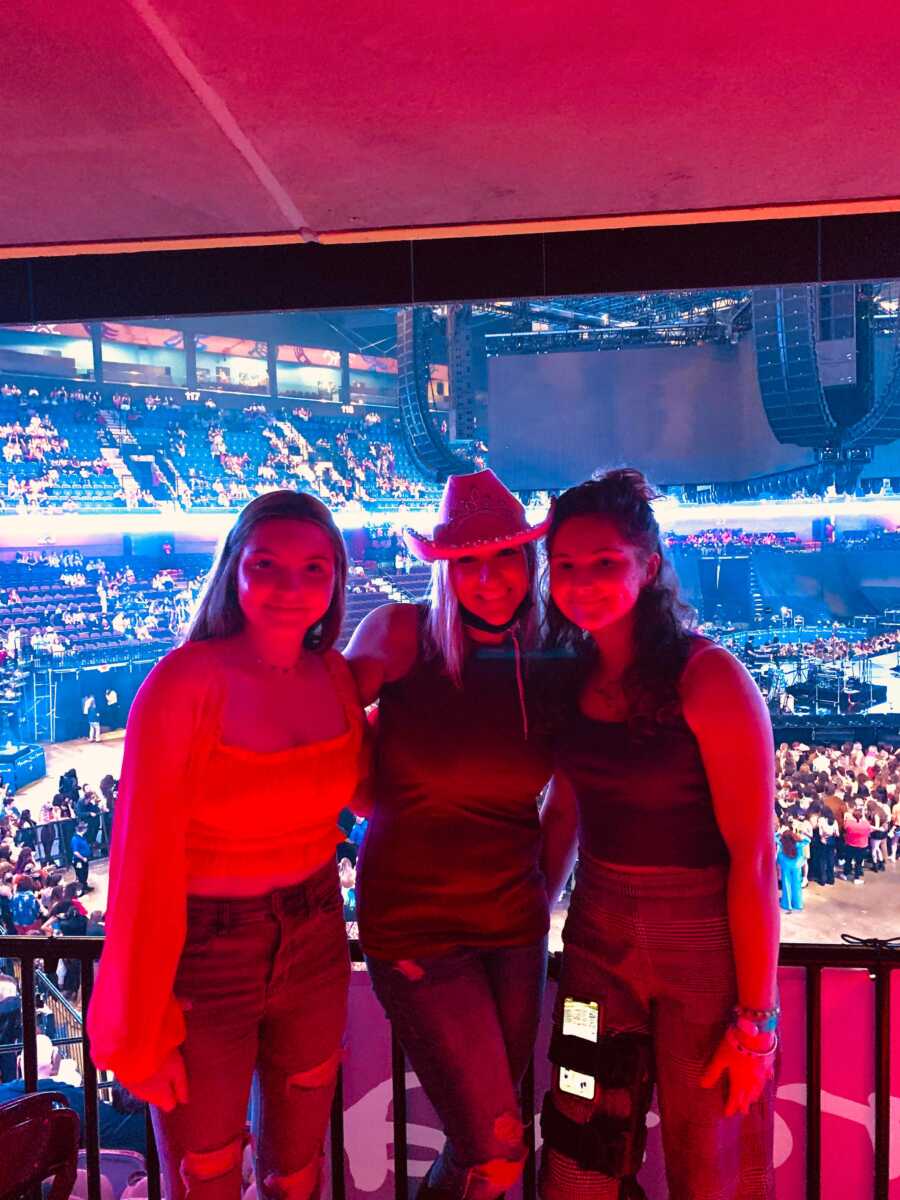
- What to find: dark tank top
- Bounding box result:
[558,674,729,869]
[357,634,554,960]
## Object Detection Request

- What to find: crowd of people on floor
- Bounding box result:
[0,766,113,995]
[664,527,802,551]
[774,740,900,911]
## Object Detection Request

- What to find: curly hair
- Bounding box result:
[779,830,800,859]
[543,468,697,727]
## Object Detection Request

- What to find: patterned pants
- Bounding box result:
[540,854,775,1200]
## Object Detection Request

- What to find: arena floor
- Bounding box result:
[20,731,127,813]
[550,868,900,950]
[16,733,900,948]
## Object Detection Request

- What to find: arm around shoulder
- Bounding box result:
[344,602,418,706]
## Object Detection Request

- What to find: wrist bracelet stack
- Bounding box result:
[727,1004,780,1058]
[732,1003,780,1039]
[726,1025,778,1059]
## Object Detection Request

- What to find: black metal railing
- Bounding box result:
[0,935,896,1200]
[779,937,898,1200]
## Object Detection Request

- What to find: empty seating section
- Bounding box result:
[0,553,425,664]
[0,378,445,513]
[378,565,432,600]
[0,560,194,662]
[0,387,122,511]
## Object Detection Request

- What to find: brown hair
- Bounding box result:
[183,490,347,652]
[780,831,799,858]
[543,468,696,725]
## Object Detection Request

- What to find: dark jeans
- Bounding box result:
[366,936,548,1199]
[820,839,837,884]
[39,822,56,864]
[808,836,823,884]
[57,818,76,865]
[153,862,350,1200]
[540,854,775,1200]
[845,845,866,879]
[73,859,90,892]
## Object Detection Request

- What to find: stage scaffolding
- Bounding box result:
[24,648,167,745]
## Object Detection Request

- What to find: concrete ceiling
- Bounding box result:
[4,1,900,255]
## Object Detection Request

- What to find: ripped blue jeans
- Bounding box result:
[366,937,548,1199]
[152,862,350,1200]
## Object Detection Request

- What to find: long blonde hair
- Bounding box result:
[421,542,541,685]
[183,490,347,651]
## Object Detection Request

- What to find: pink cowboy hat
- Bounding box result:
[403,469,552,562]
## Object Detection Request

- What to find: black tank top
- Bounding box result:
[357,635,554,959]
[558,693,729,869]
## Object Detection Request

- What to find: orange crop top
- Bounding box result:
[88,642,363,1084]
[186,654,363,884]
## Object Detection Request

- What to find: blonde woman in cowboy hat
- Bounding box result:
[346,468,556,1200]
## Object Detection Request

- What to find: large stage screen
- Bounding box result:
[487,338,813,490]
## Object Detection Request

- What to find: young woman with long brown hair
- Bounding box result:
[88,490,366,1200]
[539,470,778,1199]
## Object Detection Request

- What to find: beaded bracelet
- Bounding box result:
[735,1003,780,1019]
[733,1004,780,1036]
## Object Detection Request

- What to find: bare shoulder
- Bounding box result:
[134,640,221,712]
[345,602,419,662]
[680,639,770,730]
[681,638,751,689]
[345,602,420,703]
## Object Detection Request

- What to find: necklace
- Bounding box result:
[254,655,305,675]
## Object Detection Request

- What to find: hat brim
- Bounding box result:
[402,508,553,562]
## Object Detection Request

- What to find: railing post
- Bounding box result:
[805,964,821,1200]
[79,944,102,1200]
[19,956,37,1093]
[145,1109,162,1200]
[330,1065,346,1200]
[873,962,892,1200]
[390,1028,408,1200]
[520,1057,537,1200]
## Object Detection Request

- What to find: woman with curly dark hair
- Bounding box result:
[538,469,778,1199]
